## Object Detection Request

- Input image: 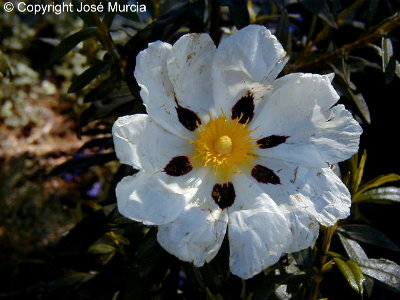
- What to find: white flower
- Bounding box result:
[112,25,362,279]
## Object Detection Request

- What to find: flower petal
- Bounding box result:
[251,73,362,167]
[251,159,320,252]
[112,114,191,171]
[134,41,188,138]
[292,167,352,226]
[228,175,290,279]
[167,33,216,117]
[212,25,287,112]
[116,172,197,225]
[256,157,351,228]
[157,202,227,266]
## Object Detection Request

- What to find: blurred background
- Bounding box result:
[0,0,399,299]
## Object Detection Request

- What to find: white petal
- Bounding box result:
[255,158,351,228]
[134,41,188,138]
[310,104,363,163]
[116,172,197,225]
[212,25,287,112]
[112,114,191,171]
[251,73,362,167]
[167,33,216,117]
[284,209,319,253]
[157,202,227,266]
[251,159,320,252]
[292,167,352,226]
[228,175,291,279]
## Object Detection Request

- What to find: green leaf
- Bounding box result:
[347,87,371,124]
[382,36,394,71]
[358,258,400,292]
[338,224,400,252]
[353,150,367,194]
[338,233,368,262]
[376,36,396,84]
[56,272,95,287]
[49,153,116,175]
[111,233,130,245]
[79,94,136,129]
[347,260,365,295]
[68,61,109,93]
[355,187,400,204]
[299,0,338,28]
[395,60,400,79]
[49,27,98,64]
[88,243,116,254]
[356,174,400,196]
[338,235,374,297]
[333,257,360,294]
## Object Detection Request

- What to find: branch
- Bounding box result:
[288,13,400,73]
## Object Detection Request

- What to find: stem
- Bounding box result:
[289,12,400,73]
[309,225,337,300]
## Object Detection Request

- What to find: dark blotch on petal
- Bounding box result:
[212,182,235,209]
[176,105,201,131]
[251,165,280,184]
[231,94,255,124]
[164,156,193,176]
[257,135,289,149]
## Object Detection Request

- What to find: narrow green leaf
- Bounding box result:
[88,243,116,254]
[338,233,368,262]
[356,174,400,196]
[355,187,400,204]
[56,272,95,287]
[338,224,400,252]
[385,56,396,84]
[359,258,400,292]
[299,0,338,28]
[395,60,400,79]
[334,257,360,293]
[49,153,116,175]
[338,235,374,297]
[347,87,371,124]
[68,61,109,93]
[381,36,396,84]
[112,233,130,245]
[347,260,365,295]
[353,150,367,193]
[49,27,98,64]
[382,36,394,72]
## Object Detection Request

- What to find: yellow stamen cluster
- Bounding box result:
[190,115,258,181]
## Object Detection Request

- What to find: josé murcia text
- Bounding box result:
[77,2,146,13]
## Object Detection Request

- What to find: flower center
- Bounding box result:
[190,115,257,181]
[214,135,232,155]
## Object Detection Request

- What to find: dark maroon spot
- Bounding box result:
[251,165,280,184]
[257,135,289,149]
[231,94,255,124]
[164,156,193,176]
[212,183,235,209]
[176,105,201,131]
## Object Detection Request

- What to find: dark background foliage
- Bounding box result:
[0,0,399,299]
